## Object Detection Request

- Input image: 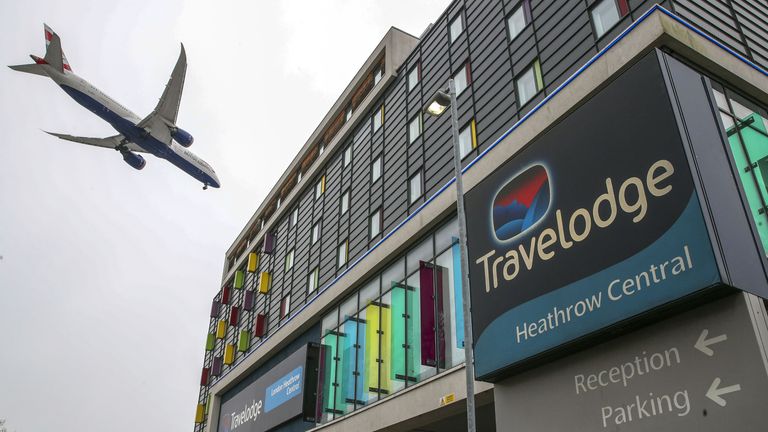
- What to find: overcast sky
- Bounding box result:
[0,1,449,430]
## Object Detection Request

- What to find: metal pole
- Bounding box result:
[448,78,477,432]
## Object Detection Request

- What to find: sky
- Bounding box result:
[0,1,450,430]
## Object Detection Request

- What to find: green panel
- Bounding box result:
[390,284,419,382]
[322,333,345,414]
[238,330,250,352]
[205,333,215,351]
[727,113,768,254]
[234,270,245,289]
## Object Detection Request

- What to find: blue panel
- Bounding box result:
[452,239,465,349]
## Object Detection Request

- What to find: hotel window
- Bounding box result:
[315,175,325,199]
[408,114,422,144]
[308,267,319,293]
[340,190,350,215]
[297,170,302,183]
[370,208,382,238]
[276,197,281,210]
[344,145,352,167]
[280,294,291,319]
[374,66,383,86]
[407,64,420,92]
[409,170,423,204]
[338,240,348,268]
[345,105,353,122]
[290,207,298,227]
[516,59,544,107]
[591,0,629,39]
[371,155,382,183]
[319,143,325,155]
[284,249,294,272]
[452,63,471,95]
[507,0,531,41]
[312,221,321,245]
[459,119,477,159]
[372,105,384,132]
[449,13,464,43]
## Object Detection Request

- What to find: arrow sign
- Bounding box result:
[695,329,728,356]
[706,377,742,407]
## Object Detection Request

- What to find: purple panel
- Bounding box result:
[419,261,447,368]
[243,291,255,311]
[210,300,220,317]
[211,356,223,376]
[263,232,276,254]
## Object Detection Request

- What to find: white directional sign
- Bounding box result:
[494,294,768,431]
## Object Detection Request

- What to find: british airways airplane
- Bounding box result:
[9,24,220,189]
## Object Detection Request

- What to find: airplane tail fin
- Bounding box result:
[43,24,71,73]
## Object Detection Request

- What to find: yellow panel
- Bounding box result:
[195,404,205,423]
[247,253,259,273]
[224,344,235,365]
[258,272,271,294]
[216,320,227,339]
[470,119,477,149]
[364,303,391,394]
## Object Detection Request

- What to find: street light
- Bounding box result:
[424,79,477,432]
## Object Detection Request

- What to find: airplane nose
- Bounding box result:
[210,173,221,188]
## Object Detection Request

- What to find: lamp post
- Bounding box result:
[424,79,476,432]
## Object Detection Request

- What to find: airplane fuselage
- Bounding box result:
[40,64,219,188]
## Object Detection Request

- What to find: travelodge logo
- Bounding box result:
[492,164,551,241]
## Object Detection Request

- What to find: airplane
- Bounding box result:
[9,24,220,189]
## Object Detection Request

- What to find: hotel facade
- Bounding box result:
[195,1,768,431]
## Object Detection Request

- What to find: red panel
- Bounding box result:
[221,286,231,305]
[201,367,210,386]
[229,306,239,326]
[618,0,630,17]
[254,314,266,337]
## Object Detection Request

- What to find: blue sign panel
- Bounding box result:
[465,54,721,380]
[264,366,303,413]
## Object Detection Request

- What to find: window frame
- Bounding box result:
[284,249,295,272]
[308,267,319,294]
[452,62,471,95]
[372,105,384,133]
[371,154,383,183]
[459,118,478,159]
[408,113,423,144]
[311,221,321,245]
[515,59,544,108]
[290,207,298,227]
[507,0,532,42]
[340,190,350,215]
[407,63,421,92]
[590,0,630,39]
[449,12,465,43]
[408,170,423,205]
[370,208,382,239]
[337,240,348,268]
[315,175,325,200]
[343,145,352,167]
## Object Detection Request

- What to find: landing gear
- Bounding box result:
[203,183,208,190]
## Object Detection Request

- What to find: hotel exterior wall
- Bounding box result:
[195,1,768,430]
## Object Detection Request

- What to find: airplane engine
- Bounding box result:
[171,127,194,147]
[121,150,146,170]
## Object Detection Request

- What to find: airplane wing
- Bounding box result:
[137,44,186,146]
[44,131,147,153]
